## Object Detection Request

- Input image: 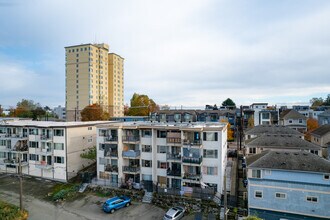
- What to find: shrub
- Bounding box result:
[0,200,29,220]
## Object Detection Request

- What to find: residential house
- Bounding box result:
[279,109,307,133]
[0,121,108,181]
[96,122,227,194]
[311,124,330,159]
[245,125,303,140]
[245,134,322,156]
[247,151,330,220]
[53,105,66,120]
[318,110,330,126]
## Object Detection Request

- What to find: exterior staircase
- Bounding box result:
[142,191,153,203]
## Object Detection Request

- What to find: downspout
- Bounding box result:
[65,128,68,182]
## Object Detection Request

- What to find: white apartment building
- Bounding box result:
[96,122,227,194]
[0,121,108,182]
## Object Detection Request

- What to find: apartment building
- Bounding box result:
[247,151,330,220]
[96,122,227,194]
[65,43,124,121]
[0,121,108,181]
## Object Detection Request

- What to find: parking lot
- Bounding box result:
[0,174,166,220]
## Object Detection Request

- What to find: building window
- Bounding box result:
[157,130,167,138]
[142,130,152,137]
[54,129,64,136]
[324,174,330,180]
[255,191,263,198]
[54,143,64,150]
[29,154,39,161]
[142,145,152,152]
[157,145,167,154]
[288,120,293,123]
[275,192,286,199]
[249,148,256,154]
[88,138,92,143]
[306,196,318,203]
[265,170,271,175]
[29,141,39,148]
[203,150,218,158]
[203,132,218,141]
[29,128,39,135]
[157,161,168,169]
[205,166,217,175]
[88,127,92,130]
[142,160,152,167]
[252,170,261,178]
[54,156,65,164]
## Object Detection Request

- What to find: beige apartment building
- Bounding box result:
[65,43,124,121]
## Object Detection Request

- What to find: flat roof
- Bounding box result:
[0,121,112,128]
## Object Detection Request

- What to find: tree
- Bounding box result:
[0,105,3,116]
[221,119,234,141]
[324,94,330,106]
[222,98,236,108]
[248,116,254,128]
[8,99,45,119]
[305,118,319,141]
[310,97,324,108]
[246,216,262,220]
[80,146,96,162]
[80,103,107,121]
[160,105,170,110]
[127,93,159,116]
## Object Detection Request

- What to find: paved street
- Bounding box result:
[0,174,165,220]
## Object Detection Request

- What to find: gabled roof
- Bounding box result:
[280,109,306,120]
[311,124,330,137]
[248,151,330,173]
[245,134,321,150]
[245,125,302,136]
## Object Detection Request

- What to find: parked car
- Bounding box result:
[102,196,131,214]
[163,206,185,220]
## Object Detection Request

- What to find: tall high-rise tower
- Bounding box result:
[65,43,124,121]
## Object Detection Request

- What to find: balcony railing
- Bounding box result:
[104,150,118,157]
[167,170,182,177]
[122,166,140,173]
[182,156,203,164]
[122,150,140,158]
[166,137,181,144]
[166,154,182,161]
[122,136,140,142]
[183,139,202,146]
[183,173,201,181]
[105,136,118,142]
[3,159,28,166]
[35,161,53,169]
[40,135,52,141]
[105,165,118,173]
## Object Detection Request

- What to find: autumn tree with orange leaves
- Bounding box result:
[305,118,319,141]
[80,103,108,121]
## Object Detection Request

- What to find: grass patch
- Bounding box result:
[0,200,28,220]
[49,183,80,201]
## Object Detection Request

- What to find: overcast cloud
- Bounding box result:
[0,0,330,108]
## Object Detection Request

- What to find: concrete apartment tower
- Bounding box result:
[65,43,124,121]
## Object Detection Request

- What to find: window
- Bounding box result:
[54,156,65,164]
[288,120,293,124]
[0,152,5,158]
[142,130,152,137]
[157,145,167,153]
[299,119,303,123]
[54,143,64,150]
[157,161,168,169]
[252,170,261,178]
[157,130,167,138]
[206,167,217,175]
[310,150,318,155]
[265,170,271,175]
[88,138,92,143]
[249,148,256,154]
[29,141,39,148]
[142,160,152,167]
[203,150,218,158]
[306,196,318,203]
[324,174,330,180]
[88,127,92,130]
[29,154,39,161]
[142,145,152,152]
[203,132,218,141]
[29,128,39,135]
[54,129,64,136]
[255,191,263,198]
[275,192,286,199]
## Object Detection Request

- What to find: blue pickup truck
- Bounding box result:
[102,196,131,214]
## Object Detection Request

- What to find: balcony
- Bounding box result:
[182,156,203,165]
[122,166,140,173]
[35,161,53,170]
[40,135,52,141]
[104,150,118,158]
[3,159,28,166]
[122,150,140,158]
[166,153,182,162]
[104,136,118,143]
[39,148,52,155]
[166,137,181,145]
[105,164,118,173]
[183,173,201,181]
[167,170,182,177]
[122,136,140,143]
[183,139,202,147]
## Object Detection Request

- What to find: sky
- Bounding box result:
[0,0,330,109]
